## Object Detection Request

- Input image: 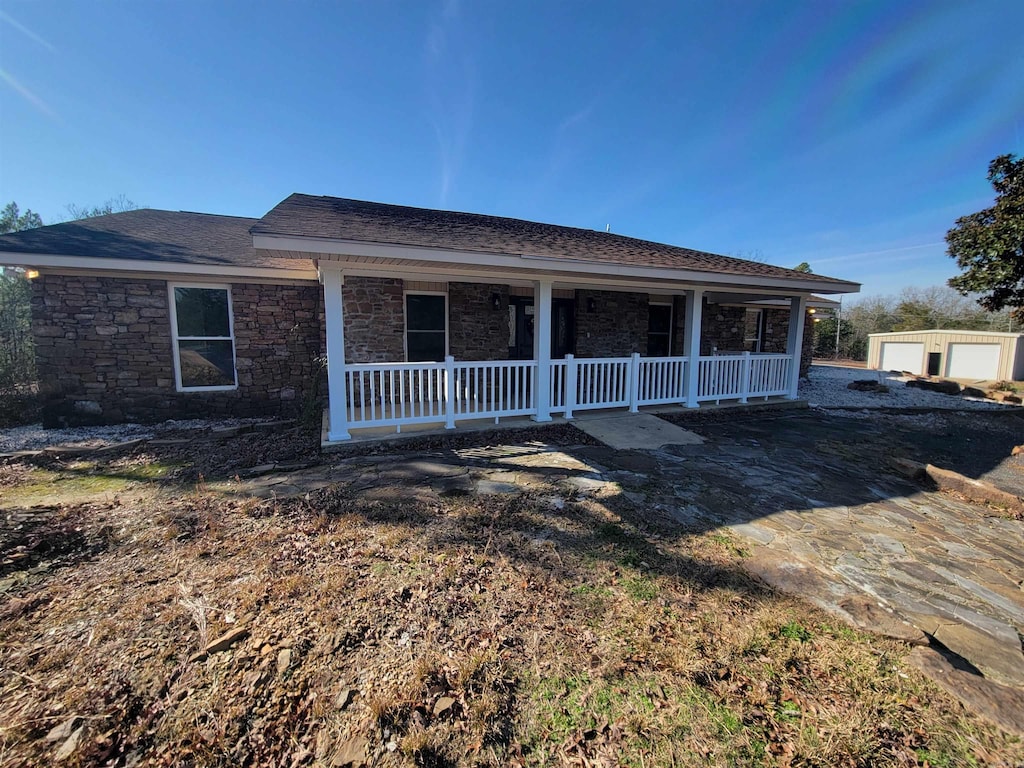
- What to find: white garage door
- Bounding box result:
[946,343,1001,380]
[880,342,924,374]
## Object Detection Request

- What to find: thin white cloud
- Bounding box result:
[423,0,476,206]
[0,10,55,52]
[0,68,55,117]
[811,241,945,266]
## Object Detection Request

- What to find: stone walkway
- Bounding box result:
[576,410,1024,732]
[211,410,1024,732]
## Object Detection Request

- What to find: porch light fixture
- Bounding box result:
[25,269,40,279]
[587,297,596,313]
[491,292,501,310]
[808,308,816,314]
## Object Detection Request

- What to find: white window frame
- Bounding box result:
[648,301,673,357]
[168,282,238,392]
[403,290,449,362]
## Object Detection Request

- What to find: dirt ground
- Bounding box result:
[1,419,1023,767]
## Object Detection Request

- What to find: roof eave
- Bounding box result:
[0,251,319,282]
[252,233,861,295]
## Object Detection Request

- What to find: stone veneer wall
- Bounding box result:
[448,283,510,360]
[341,277,405,363]
[667,298,813,377]
[574,289,648,357]
[31,274,322,425]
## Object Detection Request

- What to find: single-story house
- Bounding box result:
[0,195,859,443]
[869,329,1024,381]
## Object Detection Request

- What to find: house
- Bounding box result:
[0,195,860,443]
[869,329,1024,380]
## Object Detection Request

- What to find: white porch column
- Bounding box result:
[532,279,553,422]
[321,267,351,441]
[682,289,704,408]
[786,295,808,399]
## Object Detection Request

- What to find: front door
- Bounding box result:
[508,297,575,360]
[552,298,575,359]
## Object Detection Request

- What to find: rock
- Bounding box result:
[923,464,1024,515]
[92,438,148,455]
[240,464,278,478]
[890,457,926,481]
[433,696,457,718]
[837,597,927,645]
[907,646,1024,736]
[1012,444,1024,456]
[334,687,356,710]
[475,480,518,495]
[276,648,292,675]
[906,378,961,395]
[203,626,249,655]
[961,386,987,398]
[46,716,82,742]
[54,726,85,761]
[928,621,1024,688]
[331,735,369,767]
[847,380,889,393]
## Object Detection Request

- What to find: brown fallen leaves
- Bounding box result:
[0,446,1022,767]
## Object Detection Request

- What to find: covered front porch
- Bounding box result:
[319,271,809,444]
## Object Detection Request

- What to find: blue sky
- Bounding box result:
[1,1,1021,299]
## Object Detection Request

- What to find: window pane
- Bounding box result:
[175,287,230,337]
[648,333,670,357]
[407,331,446,362]
[649,305,672,334]
[406,294,446,331]
[178,340,235,387]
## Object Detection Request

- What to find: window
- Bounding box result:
[648,303,672,357]
[169,284,237,390]
[405,293,447,361]
[743,308,764,353]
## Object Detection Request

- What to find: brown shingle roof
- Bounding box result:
[253,194,856,287]
[0,209,314,272]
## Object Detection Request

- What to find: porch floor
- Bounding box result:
[321,397,808,451]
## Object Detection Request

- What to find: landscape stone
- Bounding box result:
[905,378,961,395]
[847,380,889,393]
[928,621,1024,688]
[204,626,250,655]
[54,726,84,761]
[907,646,1024,736]
[46,716,82,742]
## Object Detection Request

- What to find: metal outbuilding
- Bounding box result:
[868,329,1024,381]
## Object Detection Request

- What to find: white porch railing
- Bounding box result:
[338,352,794,433]
[697,352,792,403]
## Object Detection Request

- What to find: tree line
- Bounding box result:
[813,153,1022,361]
[812,286,1017,361]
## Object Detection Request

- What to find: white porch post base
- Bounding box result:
[321,267,351,441]
[683,289,704,408]
[786,295,808,399]
[532,279,553,422]
[564,354,577,420]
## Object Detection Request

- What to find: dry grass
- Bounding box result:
[0,457,1021,767]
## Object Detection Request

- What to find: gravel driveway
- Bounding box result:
[800,363,1010,410]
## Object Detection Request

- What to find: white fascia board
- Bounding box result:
[315,260,828,298]
[253,234,861,295]
[0,251,319,283]
[868,329,1024,338]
